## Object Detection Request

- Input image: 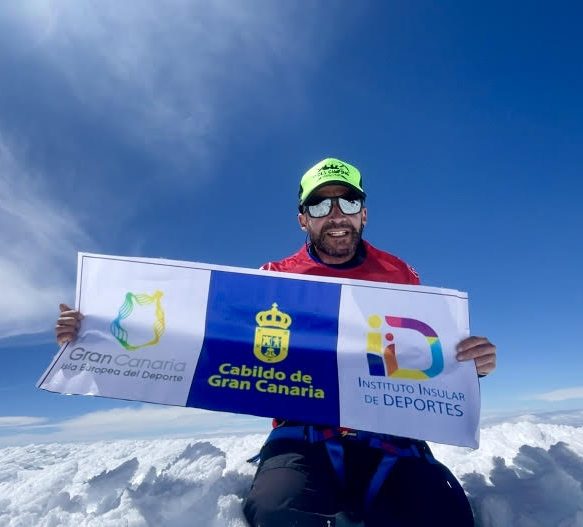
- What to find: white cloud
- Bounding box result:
[2,417,583,525]
[0,416,48,428]
[0,136,93,338]
[0,405,268,447]
[531,386,583,402]
[4,0,329,172]
[57,405,265,437]
[0,1,351,338]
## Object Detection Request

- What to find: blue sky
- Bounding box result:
[1,1,582,445]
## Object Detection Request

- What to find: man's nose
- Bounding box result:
[329,199,345,218]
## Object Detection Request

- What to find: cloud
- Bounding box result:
[0,1,355,338]
[463,442,583,526]
[0,416,49,428]
[0,405,269,447]
[480,408,583,428]
[0,136,94,338]
[532,386,583,402]
[2,417,583,525]
[3,0,331,173]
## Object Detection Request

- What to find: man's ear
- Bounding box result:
[298,213,308,231]
[361,207,368,226]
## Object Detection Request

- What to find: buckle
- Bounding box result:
[339,427,357,438]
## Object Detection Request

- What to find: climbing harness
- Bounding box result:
[250,424,445,512]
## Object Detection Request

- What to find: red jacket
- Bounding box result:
[261,240,420,285]
[262,240,419,430]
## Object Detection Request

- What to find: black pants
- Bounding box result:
[243,438,474,527]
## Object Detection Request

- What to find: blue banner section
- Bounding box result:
[187,271,342,425]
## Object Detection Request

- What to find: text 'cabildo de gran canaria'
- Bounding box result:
[208,363,325,398]
[207,303,325,399]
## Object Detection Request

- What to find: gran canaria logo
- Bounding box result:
[366,315,444,380]
[110,291,166,351]
[253,303,292,363]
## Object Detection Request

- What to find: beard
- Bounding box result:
[310,221,363,260]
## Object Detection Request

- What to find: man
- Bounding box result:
[56,158,496,527]
[243,158,495,527]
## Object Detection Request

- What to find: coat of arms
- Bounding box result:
[253,303,292,363]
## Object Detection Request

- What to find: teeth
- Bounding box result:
[328,230,348,237]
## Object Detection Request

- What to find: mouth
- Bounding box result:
[325,229,350,238]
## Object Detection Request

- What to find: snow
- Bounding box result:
[1,421,583,526]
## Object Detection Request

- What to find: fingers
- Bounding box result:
[456,336,490,354]
[55,304,84,346]
[456,337,494,360]
[456,336,497,376]
[474,354,497,376]
[56,325,81,345]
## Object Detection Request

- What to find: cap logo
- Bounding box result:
[316,162,350,182]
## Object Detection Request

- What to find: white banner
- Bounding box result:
[38,253,479,447]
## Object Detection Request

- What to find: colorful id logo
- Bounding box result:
[110,291,166,351]
[253,303,292,364]
[366,315,443,380]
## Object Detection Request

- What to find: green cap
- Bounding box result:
[298,158,365,205]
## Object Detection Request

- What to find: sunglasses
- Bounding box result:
[303,196,364,218]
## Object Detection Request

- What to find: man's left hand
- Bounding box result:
[456,336,496,376]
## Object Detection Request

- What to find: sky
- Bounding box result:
[0,0,582,446]
[2,418,583,526]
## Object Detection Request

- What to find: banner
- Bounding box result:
[38,253,479,447]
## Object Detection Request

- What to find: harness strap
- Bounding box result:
[325,440,346,486]
[364,454,399,511]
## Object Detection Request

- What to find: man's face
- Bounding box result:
[298,184,367,264]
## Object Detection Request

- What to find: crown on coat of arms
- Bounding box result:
[256,303,292,329]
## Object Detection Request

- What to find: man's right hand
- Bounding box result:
[55,304,84,346]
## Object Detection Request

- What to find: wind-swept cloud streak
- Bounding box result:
[0,1,357,338]
[0,136,94,338]
[532,386,583,402]
[0,405,268,447]
[3,0,334,174]
[0,416,48,428]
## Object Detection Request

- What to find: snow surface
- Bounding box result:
[1,421,583,527]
